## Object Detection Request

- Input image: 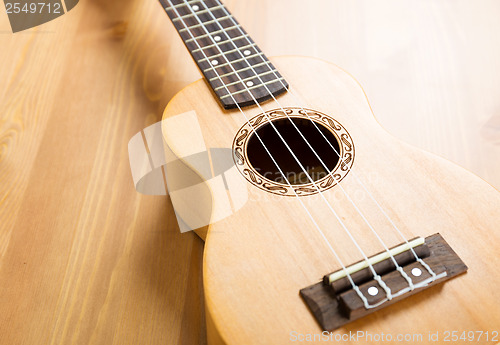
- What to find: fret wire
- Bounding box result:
[179,16,232,33]
[171,4,225,22]
[191,33,249,53]
[168,0,198,10]
[196,42,257,63]
[202,51,264,72]
[185,23,241,43]
[208,60,269,81]
[219,78,285,99]
[213,69,279,91]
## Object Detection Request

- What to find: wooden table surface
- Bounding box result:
[1,1,499,344]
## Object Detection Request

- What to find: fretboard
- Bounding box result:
[159,0,289,109]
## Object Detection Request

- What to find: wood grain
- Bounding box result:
[1,1,500,344]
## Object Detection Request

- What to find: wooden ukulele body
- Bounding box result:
[162,56,500,344]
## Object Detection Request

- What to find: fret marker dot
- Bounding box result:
[246,81,254,87]
[411,267,422,277]
[211,60,218,66]
[367,286,379,296]
[192,5,199,11]
[244,50,251,56]
[214,36,221,42]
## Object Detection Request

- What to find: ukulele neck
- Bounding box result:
[159,0,289,109]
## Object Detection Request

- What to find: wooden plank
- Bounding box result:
[0,0,205,344]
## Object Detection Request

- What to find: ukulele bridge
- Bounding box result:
[300,233,467,331]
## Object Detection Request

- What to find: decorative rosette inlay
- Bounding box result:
[232,107,355,197]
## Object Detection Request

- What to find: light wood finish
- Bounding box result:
[0,0,206,344]
[162,56,500,344]
[1,1,500,344]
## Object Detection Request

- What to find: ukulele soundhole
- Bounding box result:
[232,107,355,196]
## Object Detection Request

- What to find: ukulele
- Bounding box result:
[156,0,500,344]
